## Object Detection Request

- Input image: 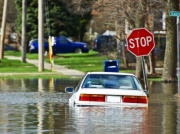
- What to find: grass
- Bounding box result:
[53,52,107,72]
[0,58,39,72]
[2,50,151,79]
[4,50,135,72]
[147,77,162,81]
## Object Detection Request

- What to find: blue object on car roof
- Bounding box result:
[103,60,119,72]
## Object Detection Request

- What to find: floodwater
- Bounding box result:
[0,78,180,134]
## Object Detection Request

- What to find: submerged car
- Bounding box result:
[65,72,148,107]
[29,36,89,54]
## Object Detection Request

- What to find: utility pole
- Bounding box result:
[38,0,44,71]
[0,0,8,59]
[22,0,26,63]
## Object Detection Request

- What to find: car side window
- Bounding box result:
[34,40,38,43]
[133,77,143,90]
[59,38,68,44]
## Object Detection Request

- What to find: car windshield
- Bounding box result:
[67,38,73,42]
[82,74,140,90]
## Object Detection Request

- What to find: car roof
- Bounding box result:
[97,35,113,37]
[30,39,48,42]
[96,35,114,39]
[86,72,135,76]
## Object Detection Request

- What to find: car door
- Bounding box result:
[55,36,74,53]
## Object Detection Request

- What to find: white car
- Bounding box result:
[65,72,148,107]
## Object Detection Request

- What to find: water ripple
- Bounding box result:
[0,92,72,104]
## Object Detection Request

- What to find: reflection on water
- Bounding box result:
[148,81,178,134]
[0,79,179,133]
[68,107,149,134]
[0,78,78,92]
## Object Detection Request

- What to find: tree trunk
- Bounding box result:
[21,0,27,63]
[122,40,129,68]
[0,0,8,59]
[161,0,178,82]
[136,57,143,78]
[145,11,156,75]
[151,52,156,74]
[145,55,154,74]
[134,0,146,78]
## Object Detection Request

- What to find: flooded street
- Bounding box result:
[0,78,180,134]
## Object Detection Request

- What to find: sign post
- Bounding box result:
[169,11,180,93]
[126,28,155,92]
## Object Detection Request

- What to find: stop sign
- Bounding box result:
[126,28,155,57]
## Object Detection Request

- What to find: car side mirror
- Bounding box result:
[65,87,74,93]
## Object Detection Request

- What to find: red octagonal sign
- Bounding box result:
[126,28,155,57]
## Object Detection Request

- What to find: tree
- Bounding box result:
[91,0,166,78]
[0,0,8,59]
[21,0,26,63]
[14,0,91,47]
[161,0,179,82]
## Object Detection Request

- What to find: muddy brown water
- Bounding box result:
[0,78,179,134]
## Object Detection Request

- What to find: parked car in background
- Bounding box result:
[29,36,89,54]
[93,35,117,52]
[65,72,148,107]
[29,39,48,53]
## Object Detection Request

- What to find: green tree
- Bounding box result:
[14,0,91,44]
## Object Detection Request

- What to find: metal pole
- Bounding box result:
[141,57,148,93]
[176,16,180,93]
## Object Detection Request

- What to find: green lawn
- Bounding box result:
[0,58,40,72]
[2,50,163,81]
[2,50,136,79]
[4,50,134,72]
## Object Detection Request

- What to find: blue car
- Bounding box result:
[29,36,89,54]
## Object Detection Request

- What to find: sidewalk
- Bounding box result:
[4,56,85,76]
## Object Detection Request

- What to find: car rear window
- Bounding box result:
[82,74,138,90]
